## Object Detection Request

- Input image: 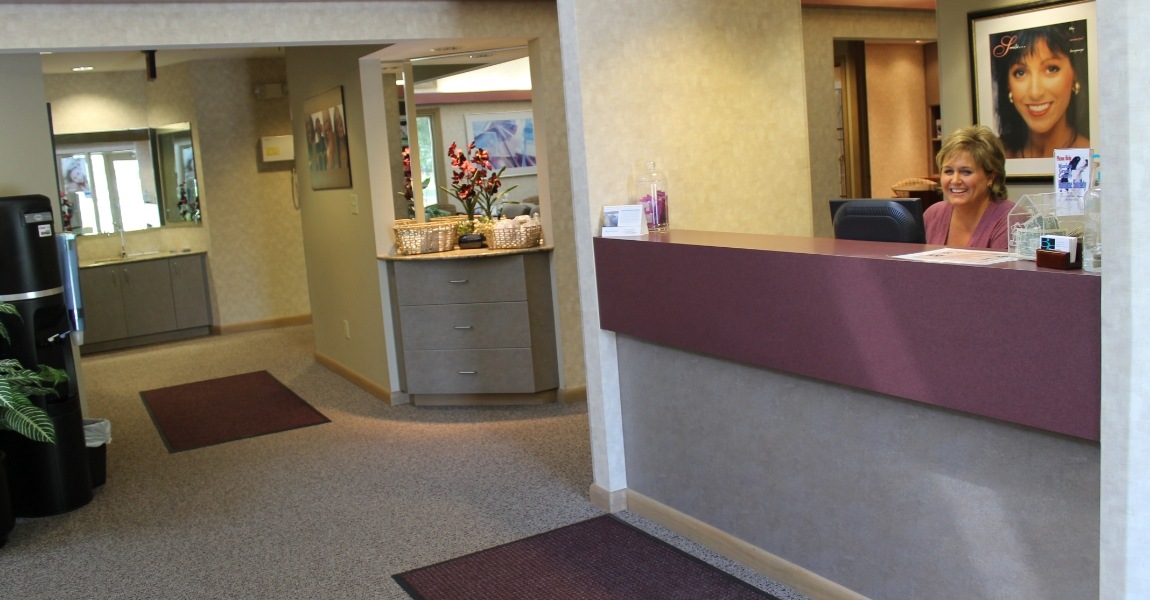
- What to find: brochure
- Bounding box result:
[893,248,1021,266]
[1054,148,1092,216]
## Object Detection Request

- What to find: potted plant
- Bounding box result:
[0,301,64,546]
[441,141,518,247]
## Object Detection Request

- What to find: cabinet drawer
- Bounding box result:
[403,348,546,394]
[394,255,526,305]
[399,302,530,350]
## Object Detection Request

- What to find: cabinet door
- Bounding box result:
[404,348,541,393]
[169,255,210,329]
[78,266,128,344]
[399,302,531,350]
[394,255,527,306]
[120,260,177,337]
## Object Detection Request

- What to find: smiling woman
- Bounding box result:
[924,125,1014,249]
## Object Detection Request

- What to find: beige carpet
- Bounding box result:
[0,325,807,600]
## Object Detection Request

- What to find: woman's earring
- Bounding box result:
[1073,81,1081,95]
[1009,92,1014,103]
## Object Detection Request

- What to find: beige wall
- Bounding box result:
[564,0,812,237]
[802,6,937,237]
[45,58,310,328]
[865,42,930,198]
[286,44,392,392]
[0,55,58,201]
[192,58,309,326]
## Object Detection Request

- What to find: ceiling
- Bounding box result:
[38,0,932,77]
[40,40,530,85]
[39,46,286,75]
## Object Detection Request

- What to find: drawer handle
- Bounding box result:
[453,325,473,330]
[458,370,478,375]
[448,279,468,284]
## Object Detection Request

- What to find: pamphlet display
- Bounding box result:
[1055,148,1092,216]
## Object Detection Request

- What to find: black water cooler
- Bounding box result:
[0,194,92,517]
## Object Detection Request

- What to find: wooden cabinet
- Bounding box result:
[392,251,559,403]
[169,254,211,329]
[79,264,129,344]
[79,253,211,352]
[121,258,179,338]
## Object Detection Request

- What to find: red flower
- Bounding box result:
[441,140,518,220]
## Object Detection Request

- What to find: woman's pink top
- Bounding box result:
[924,199,1015,249]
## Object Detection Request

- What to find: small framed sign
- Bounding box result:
[600,205,647,237]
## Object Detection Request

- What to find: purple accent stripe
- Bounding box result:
[594,233,1100,441]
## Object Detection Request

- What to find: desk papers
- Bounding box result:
[893,248,1021,266]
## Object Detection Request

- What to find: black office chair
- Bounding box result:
[830,199,925,244]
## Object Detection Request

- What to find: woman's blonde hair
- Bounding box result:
[936,125,1008,201]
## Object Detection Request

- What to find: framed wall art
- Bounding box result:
[464,111,536,177]
[969,0,1097,179]
[303,86,352,190]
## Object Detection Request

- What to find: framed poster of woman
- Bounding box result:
[969,0,1097,179]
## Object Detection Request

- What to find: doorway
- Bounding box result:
[835,39,940,200]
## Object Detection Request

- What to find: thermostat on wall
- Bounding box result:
[260,135,295,163]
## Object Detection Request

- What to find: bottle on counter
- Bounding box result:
[632,161,669,232]
[1082,153,1102,273]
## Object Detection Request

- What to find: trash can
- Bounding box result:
[83,419,111,487]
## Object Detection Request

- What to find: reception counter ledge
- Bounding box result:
[594,230,1100,441]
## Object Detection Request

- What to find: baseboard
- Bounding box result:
[79,326,210,355]
[313,351,393,404]
[559,385,587,404]
[589,483,627,513]
[212,314,312,336]
[625,489,870,600]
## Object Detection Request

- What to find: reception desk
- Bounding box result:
[593,231,1099,600]
[594,230,1100,440]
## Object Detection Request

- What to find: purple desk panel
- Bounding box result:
[594,231,1101,440]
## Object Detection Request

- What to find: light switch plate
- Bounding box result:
[349,194,359,215]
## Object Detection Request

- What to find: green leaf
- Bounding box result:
[0,337,66,444]
[0,380,56,443]
[0,301,20,345]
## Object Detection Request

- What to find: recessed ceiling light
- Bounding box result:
[71,66,94,72]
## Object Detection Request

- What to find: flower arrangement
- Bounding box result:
[441,141,517,235]
[400,145,414,215]
[397,146,445,220]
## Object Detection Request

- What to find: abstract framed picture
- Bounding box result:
[464,111,536,177]
[969,0,1097,180]
[303,86,352,190]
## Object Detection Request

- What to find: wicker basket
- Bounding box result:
[490,223,543,249]
[394,220,458,255]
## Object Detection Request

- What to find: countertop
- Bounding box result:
[379,245,553,262]
[594,231,1101,440]
[79,250,206,269]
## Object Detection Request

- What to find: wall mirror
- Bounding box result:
[379,43,535,222]
[54,122,200,235]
